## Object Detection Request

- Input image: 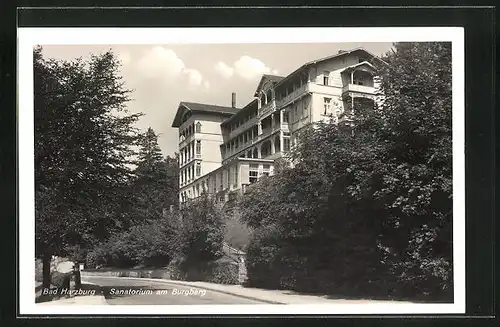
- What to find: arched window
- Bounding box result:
[195,122,202,133]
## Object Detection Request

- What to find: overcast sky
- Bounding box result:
[40,42,393,156]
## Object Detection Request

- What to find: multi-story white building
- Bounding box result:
[172,47,385,205]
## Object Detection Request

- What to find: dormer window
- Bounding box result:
[195,122,202,133]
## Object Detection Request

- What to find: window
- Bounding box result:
[249,164,259,170]
[196,140,201,156]
[234,166,238,186]
[195,122,202,133]
[283,111,289,123]
[323,97,332,115]
[196,162,201,177]
[263,164,270,171]
[323,71,330,85]
[249,171,258,184]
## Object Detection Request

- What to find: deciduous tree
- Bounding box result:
[34,47,142,287]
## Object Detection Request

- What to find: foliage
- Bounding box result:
[222,200,253,251]
[50,271,72,289]
[179,194,225,267]
[240,42,453,301]
[244,224,284,289]
[87,213,182,268]
[206,261,239,285]
[132,127,179,221]
[370,42,453,297]
[34,46,143,288]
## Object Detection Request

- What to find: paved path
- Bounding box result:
[82,276,264,305]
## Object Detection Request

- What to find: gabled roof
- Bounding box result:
[341,61,377,74]
[253,74,285,97]
[171,102,240,128]
[274,47,387,89]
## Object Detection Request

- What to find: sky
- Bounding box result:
[40,42,393,156]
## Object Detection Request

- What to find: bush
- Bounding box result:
[244,225,284,289]
[86,246,109,268]
[50,271,72,289]
[180,195,225,264]
[207,260,239,285]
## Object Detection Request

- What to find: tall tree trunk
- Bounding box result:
[42,252,52,288]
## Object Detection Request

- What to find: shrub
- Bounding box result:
[50,271,72,289]
[244,225,283,289]
[86,245,109,268]
[207,260,239,285]
[180,195,225,264]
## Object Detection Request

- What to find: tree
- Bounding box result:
[34,47,142,287]
[132,127,179,221]
[241,42,452,300]
[179,195,225,269]
[364,42,453,297]
[88,212,182,268]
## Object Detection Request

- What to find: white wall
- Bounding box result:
[309,55,360,87]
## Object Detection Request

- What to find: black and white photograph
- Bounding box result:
[18,27,465,315]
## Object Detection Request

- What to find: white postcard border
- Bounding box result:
[18,27,465,315]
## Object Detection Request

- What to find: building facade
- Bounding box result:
[171,48,384,205]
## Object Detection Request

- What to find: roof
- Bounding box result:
[171,102,240,128]
[221,98,258,126]
[273,47,386,89]
[341,61,377,73]
[254,74,285,97]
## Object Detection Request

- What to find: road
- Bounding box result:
[82,276,263,305]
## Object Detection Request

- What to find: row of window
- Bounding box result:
[275,77,308,102]
[179,140,202,165]
[179,121,202,140]
[227,109,258,133]
[180,161,202,185]
[180,163,274,203]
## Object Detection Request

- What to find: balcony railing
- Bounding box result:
[342,84,376,98]
[179,133,195,149]
[259,100,276,118]
[222,124,288,160]
[227,116,258,140]
[276,83,309,108]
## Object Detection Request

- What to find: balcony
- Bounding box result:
[259,100,276,119]
[276,83,309,108]
[179,133,195,149]
[227,116,258,140]
[260,124,281,140]
[342,84,376,100]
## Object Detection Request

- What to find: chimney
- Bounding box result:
[231,92,236,108]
